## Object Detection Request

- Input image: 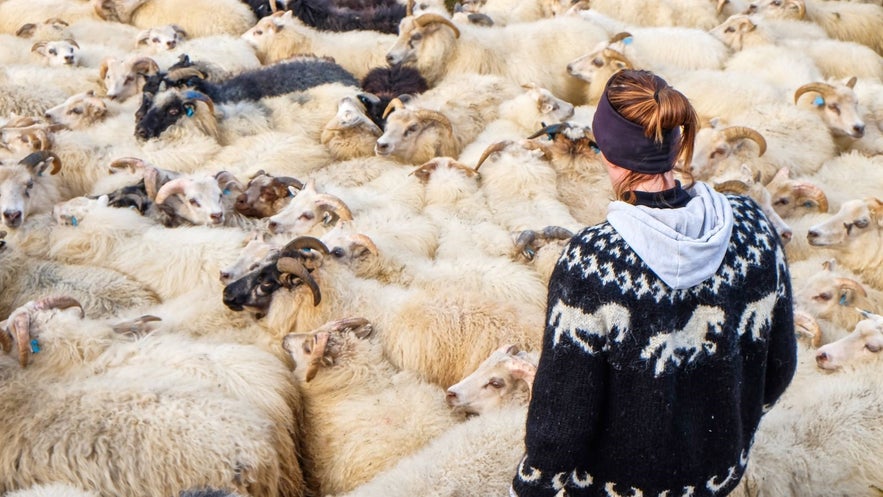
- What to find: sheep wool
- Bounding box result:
[512,195,797,497]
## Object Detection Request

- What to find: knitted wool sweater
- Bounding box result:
[512,193,797,497]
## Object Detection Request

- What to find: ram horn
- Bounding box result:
[413,13,461,38]
[713,180,750,194]
[11,311,32,367]
[323,317,373,339]
[109,156,149,173]
[30,41,47,53]
[788,0,806,19]
[153,177,191,205]
[791,183,828,213]
[794,82,834,105]
[0,325,11,354]
[601,48,633,68]
[143,167,162,200]
[33,296,84,317]
[276,176,304,191]
[276,257,322,306]
[406,0,415,16]
[513,230,537,260]
[716,0,728,14]
[834,277,868,299]
[845,76,857,89]
[281,236,330,257]
[793,310,821,348]
[410,161,438,182]
[527,122,567,140]
[475,140,511,172]
[350,234,379,257]
[19,151,62,175]
[130,56,159,76]
[720,126,767,157]
[382,97,406,119]
[414,110,453,135]
[540,225,574,240]
[183,90,215,115]
[315,194,354,224]
[608,32,633,44]
[215,171,245,194]
[166,66,206,82]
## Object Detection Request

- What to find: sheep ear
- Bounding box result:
[16,23,37,38]
[821,258,836,271]
[171,24,187,38]
[136,29,151,45]
[31,41,48,55]
[97,194,110,206]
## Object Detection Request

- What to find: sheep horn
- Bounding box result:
[33,296,84,317]
[716,0,729,14]
[153,177,191,205]
[215,171,244,194]
[11,311,32,367]
[601,48,633,68]
[166,66,207,82]
[183,90,215,115]
[406,0,414,16]
[315,194,354,223]
[410,161,438,182]
[131,57,159,76]
[845,76,857,89]
[540,226,574,240]
[276,257,322,306]
[413,13,461,39]
[792,183,828,213]
[789,0,806,19]
[474,140,511,172]
[794,82,835,104]
[713,180,750,194]
[834,277,868,299]
[112,314,162,337]
[109,156,149,173]
[281,236,330,256]
[608,32,633,44]
[720,126,767,157]
[382,97,406,119]
[276,176,304,191]
[513,230,537,260]
[414,110,453,134]
[0,326,11,354]
[19,151,62,175]
[351,234,379,256]
[31,41,47,53]
[527,122,567,140]
[144,167,162,200]
[327,317,373,339]
[793,310,821,348]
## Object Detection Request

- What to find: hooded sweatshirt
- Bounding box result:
[511,188,796,497]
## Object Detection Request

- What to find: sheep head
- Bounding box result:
[709,14,759,51]
[100,55,159,102]
[745,0,805,20]
[375,106,456,164]
[220,231,279,285]
[44,91,108,129]
[794,79,866,140]
[808,197,883,247]
[154,175,226,226]
[267,181,353,236]
[796,259,871,331]
[386,14,460,85]
[320,221,380,263]
[691,123,767,181]
[135,88,218,142]
[764,167,828,218]
[445,344,538,415]
[135,24,187,52]
[31,39,79,66]
[234,170,303,219]
[222,236,329,317]
[320,95,384,161]
[0,152,62,229]
[281,317,373,383]
[1,296,84,368]
[713,164,793,244]
[512,225,574,261]
[815,310,883,370]
[15,18,71,40]
[92,0,151,23]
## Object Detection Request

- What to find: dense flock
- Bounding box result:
[0,0,882,495]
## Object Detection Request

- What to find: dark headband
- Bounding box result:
[591,78,680,174]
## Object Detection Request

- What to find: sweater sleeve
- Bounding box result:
[762,243,797,409]
[512,248,609,497]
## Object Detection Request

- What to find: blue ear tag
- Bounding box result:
[623,36,634,45]
[813,96,825,107]
[185,106,195,117]
[223,189,230,196]
[590,143,601,154]
[30,339,40,354]
[839,294,848,306]
[71,216,78,227]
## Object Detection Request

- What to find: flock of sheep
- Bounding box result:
[0,0,882,495]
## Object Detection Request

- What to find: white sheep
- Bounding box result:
[815,309,883,370]
[806,197,883,289]
[794,77,883,156]
[281,317,463,495]
[385,13,609,105]
[805,151,883,213]
[92,0,257,38]
[0,152,68,230]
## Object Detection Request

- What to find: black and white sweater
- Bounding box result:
[512,194,797,497]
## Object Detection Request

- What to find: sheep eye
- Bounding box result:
[255,30,263,36]
[772,0,781,5]
[189,198,200,207]
[168,107,180,116]
[152,37,160,43]
[814,292,832,301]
[302,340,312,354]
[70,107,83,115]
[592,58,603,67]
[773,197,789,206]
[404,124,419,136]
[725,26,735,33]
[124,76,134,84]
[411,32,423,42]
[330,247,346,258]
[853,218,869,229]
[865,342,882,353]
[299,212,315,221]
[487,378,505,389]
[259,280,275,292]
[26,180,34,190]
[827,103,840,114]
[49,48,57,55]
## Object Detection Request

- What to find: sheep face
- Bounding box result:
[690,123,767,182]
[0,126,52,158]
[708,14,759,51]
[220,234,278,285]
[32,40,80,66]
[1,296,85,367]
[0,153,62,229]
[235,172,302,219]
[135,89,216,141]
[796,84,866,140]
[815,312,883,370]
[713,166,793,245]
[321,96,384,160]
[807,198,882,247]
[52,195,109,226]
[266,182,353,236]
[155,176,226,226]
[764,167,828,218]
[44,91,109,129]
[375,108,455,164]
[445,344,536,415]
[222,255,286,315]
[796,260,869,325]
[15,18,71,40]
[281,318,373,383]
[566,46,632,85]
[100,56,159,102]
[386,16,459,84]
[319,222,379,263]
[746,0,805,20]
[136,25,187,52]
[240,12,308,64]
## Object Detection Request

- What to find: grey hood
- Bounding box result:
[606,182,734,290]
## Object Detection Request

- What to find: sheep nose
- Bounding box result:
[3,210,22,226]
[268,220,279,233]
[853,124,865,137]
[807,230,819,239]
[219,270,232,282]
[385,54,397,66]
[566,63,575,74]
[780,229,792,244]
[64,55,75,64]
[375,141,391,155]
[210,212,223,223]
[445,390,458,406]
[167,41,176,48]
[815,351,829,366]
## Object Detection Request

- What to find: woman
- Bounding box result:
[511,70,797,497]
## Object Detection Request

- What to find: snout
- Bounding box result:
[445,389,459,407]
[222,285,246,311]
[374,140,393,156]
[2,210,22,228]
[851,123,865,139]
[64,54,76,65]
[135,125,152,141]
[210,212,224,224]
[779,228,792,245]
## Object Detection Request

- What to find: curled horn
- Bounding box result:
[276,176,304,191]
[31,41,47,53]
[144,167,162,200]
[324,317,373,339]
[351,234,379,257]
[153,177,191,205]
[0,324,11,354]
[789,0,806,19]
[601,48,634,68]
[19,151,62,175]
[109,156,149,173]
[382,97,406,119]
[514,230,537,260]
[475,140,511,172]
[414,110,453,134]
[281,236,330,256]
[215,171,244,194]
[714,180,750,194]
[276,257,322,306]
[834,277,868,299]
[794,82,835,105]
[845,76,857,89]
[716,0,729,14]
[315,194,354,222]
[540,226,574,240]
[793,310,821,348]
[527,122,567,140]
[46,18,69,27]
[410,161,438,182]
[413,13,461,38]
[11,310,32,367]
[720,126,767,157]
[166,66,207,82]
[130,57,159,76]
[792,183,828,213]
[608,32,633,44]
[33,296,84,317]
[407,0,414,16]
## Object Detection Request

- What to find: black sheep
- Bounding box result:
[281,0,408,34]
[359,64,428,128]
